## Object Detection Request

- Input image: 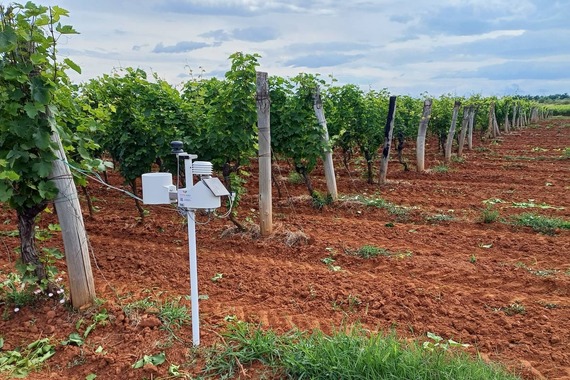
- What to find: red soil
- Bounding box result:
[1,118,569,379]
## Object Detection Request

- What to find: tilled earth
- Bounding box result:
[1,118,569,379]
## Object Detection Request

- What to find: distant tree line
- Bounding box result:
[517,93,570,104]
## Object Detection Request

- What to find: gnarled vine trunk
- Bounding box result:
[17,202,48,282]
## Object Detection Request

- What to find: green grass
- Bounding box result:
[204,322,520,380]
[342,194,410,221]
[122,296,190,332]
[432,164,450,173]
[347,245,412,259]
[287,171,303,184]
[481,206,500,223]
[351,244,386,258]
[426,213,455,223]
[512,213,570,235]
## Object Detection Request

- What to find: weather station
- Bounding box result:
[141,141,230,346]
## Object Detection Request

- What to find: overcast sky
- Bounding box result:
[33,0,570,97]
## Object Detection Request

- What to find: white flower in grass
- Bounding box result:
[56,277,63,282]
[48,293,53,297]
[34,289,42,294]
[14,307,20,313]
[59,299,65,304]
[56,289,64,295]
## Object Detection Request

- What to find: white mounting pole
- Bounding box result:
[179,152,200,346]
[187,209,200,346]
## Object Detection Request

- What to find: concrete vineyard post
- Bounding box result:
[313,87,338,201]
[49,132,96,309]
[487,102,497,139]
[379,96,397,184]
[512,104,518,130]
[416,98,433,172]
[504,105,510,133]
[493,107,501,137]
[457,107,470,157]
[530,107,539,123]
[444,100,461,163]
[467,107,475,150]
[256,72,272,236]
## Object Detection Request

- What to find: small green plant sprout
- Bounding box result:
[321,256,341,272]
[469,255,477,264]
[211,273,223,282]
[496,301,526,316]
[481,206,499,223]
[132,352,166,369]
[426,213,454,223]
[422,332,470,352]
[333,294,362,313]
[353,245,383,259]
[1,272,35,311]
[61,332,84,347]
[563,147,570,158]
[511,200,564,210]
[482,198,505,205]
[512,213,570,235]
[346,245,412,259]
[0,338,55,377]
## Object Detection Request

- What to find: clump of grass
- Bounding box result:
[497,302,526,316]
[342,195,410,221]
[346,245,412,259]
[481,206,500,223]
[287,171,303,184]
[352,245,387,258]
[426,213,454,223]
[311,191,333,210]
[432,164,449,173]
[123,296,190,332]
[204,322,521,380]
[511,213,570,235]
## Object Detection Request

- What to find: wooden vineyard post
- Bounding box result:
[256,72,272,236]
[313,86,338,201]
[50,132,96,308]
[444,100,461,163]
[416,98,433,172]
[467,107,475,150]
[379,96,397,184]
[457,107,470,157]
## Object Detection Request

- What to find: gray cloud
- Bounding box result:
[454,29,570,60]
[199,29,231,41]
[462,61,570,81]
[200,26,279,43]
[232,27,279,42]
[285,41,375,53]
[152,41,210,53]
[154,1,255,16]
[284,53,364,68]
